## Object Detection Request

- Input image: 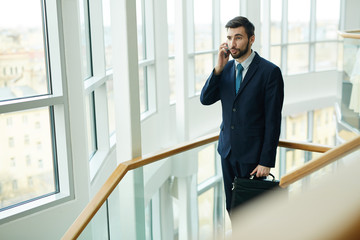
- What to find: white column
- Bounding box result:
[153,0,171,146]
[175,0,190,142]
[160,180,175,240]
[111,0,145,239]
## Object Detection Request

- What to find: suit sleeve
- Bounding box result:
[259,66,284,167]
[200,69,221,105]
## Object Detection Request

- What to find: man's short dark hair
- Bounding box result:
[225,16,255,38]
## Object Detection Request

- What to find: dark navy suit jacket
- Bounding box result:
[200,52,284,168]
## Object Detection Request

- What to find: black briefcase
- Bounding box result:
[230,173,285,212]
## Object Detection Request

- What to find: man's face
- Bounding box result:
[226,26,254,59]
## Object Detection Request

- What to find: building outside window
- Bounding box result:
[0,0,60,211]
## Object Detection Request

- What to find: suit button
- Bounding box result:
[231,125,234,129]
[232,108,236,112]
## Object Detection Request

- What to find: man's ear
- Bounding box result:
[250,35,255,44]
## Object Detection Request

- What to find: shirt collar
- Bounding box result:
[234,50,255,70]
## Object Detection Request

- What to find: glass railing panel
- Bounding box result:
[78,200,109,240]
[141,142,227,240]
[282,146,360,198]
[76,139,354,239]
[340,35,360,133]
[276,147,324,197]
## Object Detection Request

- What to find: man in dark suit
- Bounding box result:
[200,16,284,213]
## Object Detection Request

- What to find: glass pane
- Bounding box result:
[136,0,145,60]
[195,53,214,94]
[167,0,175,56]
[198,144,215,184]
[106,77,115,136]
[316,0,340,41]
[341,38,360,132]
[79,0,92,79]
[85,92,97,158]
[287,44,309,74]
[288,0,310,43]
[220,0,240,42]
[102,0,112,69]
[337,41,343,71]
[78,201,109,240]
[313,107,336,146]
[286,112,308,141]
[286,149,305,172]
[315,42,338,71]
[194,0,213,52]
[139,66,148,113]
[270,46,281,68]
[270,0,282,44]
[198,188,214,240]
[0,107,57,209]
[141,144,224,240]
[169,58,176,103]
[0,0,49,101]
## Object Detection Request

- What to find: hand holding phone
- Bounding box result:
[224,44,230,58]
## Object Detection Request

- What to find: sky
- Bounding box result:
[0,0,43,29]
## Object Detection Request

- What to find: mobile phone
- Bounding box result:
[224,45,230,58]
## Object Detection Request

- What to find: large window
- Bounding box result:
[81,0,115,177]
[268,0,341,75]
[0,0,60,210]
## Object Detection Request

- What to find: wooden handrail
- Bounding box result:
[280,135,360,188]
[338,29,360,39]
[278,139,332,153]
[62,133,334,239]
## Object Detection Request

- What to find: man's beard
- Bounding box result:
[231,39,250,59]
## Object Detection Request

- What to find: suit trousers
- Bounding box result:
[221,151,258,213]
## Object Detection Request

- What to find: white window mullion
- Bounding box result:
[186,0,195,97]
[281,0,288,74]
[0,96,63,115]
[309,0,316,72]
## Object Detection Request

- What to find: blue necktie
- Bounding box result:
[236,64,244,94]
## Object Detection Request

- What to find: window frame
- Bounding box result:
[137,0,157,118]
[0,0,72,221]
[266,0,343,75]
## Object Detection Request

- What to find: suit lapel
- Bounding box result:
[226,61,236,98]
[235,53,260,98]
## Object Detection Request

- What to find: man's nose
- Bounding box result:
[229,40,235,48]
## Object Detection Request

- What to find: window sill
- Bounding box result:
[0,191,71,224]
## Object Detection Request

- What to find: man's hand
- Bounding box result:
[250,165,270,178]
[214,42,230,75]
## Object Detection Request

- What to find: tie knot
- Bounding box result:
[237,64,243,72]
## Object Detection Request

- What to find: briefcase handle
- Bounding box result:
[249,173,276,181]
